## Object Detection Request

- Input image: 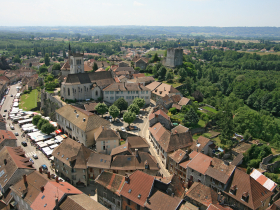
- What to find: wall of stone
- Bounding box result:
[165,48,183,68]
[259,153,280,172]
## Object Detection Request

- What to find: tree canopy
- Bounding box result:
[32,115,42,126]
[123,111,136,126]
[109,105,120,120]
[41,122,55,135]
[114,98,128,112]
[133,98,145,109]
[95,103,108,117]
[128,104,140,115]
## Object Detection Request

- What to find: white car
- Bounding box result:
[121,127,126,132]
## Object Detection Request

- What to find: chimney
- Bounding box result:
[40,186,44,192]
[125,175,130,184]
[23,174,27,183]
[47,172,50,179]
[147,197,150,204]
[102,126,104,130]
[171,193,174,197]
[175,130,177,134]
[210,160,212,167]
[4,159,7,165]
[56,176,59,183]
[135,149,138,157]
[2,135,4,139]
[39,167,42,174]
[164,87,166,91]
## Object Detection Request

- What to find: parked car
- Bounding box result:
[14,132,19,136]
[10,94,13,97]
[21,141,27,147]
[33,154,38,159]
[116,119,120,123]
[10,125,15,130]
[129,126,138,130]
[29,158,34,164]
[2,114,5,117]
[41,164,48,170]
[4,109,7,112]
[121,127,126,132]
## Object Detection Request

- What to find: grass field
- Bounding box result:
[202,106,218,114]
[123,41,149,47]
[19,89,38,111]
[146,50,165,56]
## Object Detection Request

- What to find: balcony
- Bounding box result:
[66,126,72,131]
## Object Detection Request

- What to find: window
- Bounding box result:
[83,169,86,173]
[110,97,114,100]
[127,199,130,205]
[146,91,148,94]
[132,96,134,99]
[116,91,119,94]
[96,91,98,96]
[116,96,119,99]
[76,60,81,65]
[110,91,114,94]
[72,168,76,173]
[68,88,70,96]
[66,170,68,174]
[121,91,123,94]
[141,91,145,94]
[103,145,106,150]
[126,96,129,99]
[132,91,135,94]
[103,192,107,198]
[127,91,130,94]
[126,207,132,210]
[136,91,138,94]
[137,204,140,210]
[145,96,149,99]
[72,175,76,180]
[83,175,86,180]
[90,168,93,172]
[112,198,115,204]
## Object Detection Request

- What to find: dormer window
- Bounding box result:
[230,185,237,195]
[242,192,249,202]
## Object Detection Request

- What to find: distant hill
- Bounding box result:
[1,26,280,38]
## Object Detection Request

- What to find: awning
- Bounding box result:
[61,134,67,139]
[55,129,62,134]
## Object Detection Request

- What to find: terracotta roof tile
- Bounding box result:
[231,153,244,166]
[103,82,149,91]
[110,142,132,156]
[94,126,120,141]
[207,203,233,210]
[170,95,182,103]
[149,109,170,121]
[84,102,99,112]
[224,168,274,210]
[56,105,110,132]
[59,194,108,210]
[178,97,191,106]
[31,181,82,210]
[171,125,189,134]
[190,136,212,153]
[187,153,213,174]
[127,136,149,149]
[152,83,181,97]
[145,190,182,210]
[179,151,198,168]
[120,170,155,207]
[95,171,125,196]
[87,153,111,169]
[185,182,218,207]
[133,73,145,78]
[146,81,162,91]
[172,103,182,110]
[0,130,17,144]
[169,149,187,164]
[179,202,199,210]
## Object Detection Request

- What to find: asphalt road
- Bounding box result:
[1,83,52,172]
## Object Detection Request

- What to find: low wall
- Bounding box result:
[259,153,280,172]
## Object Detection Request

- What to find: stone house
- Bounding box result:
[127,76,155,86]
[111,142,133,157]
[10,171,49,210]
[87,153,111,180]
[185,152,236,192]
[52,138,92,186]
[94,126,121,155]
[95,171,125,210]
[149,122,193,168]
[190,136,216,157]
[184,182,219,210]
[171,125,189,134]
[126,136,150,153]
[222,168,274,210]
[0,80,7,100]
[149,109,172,130]
[0,146,35,195]
[134,58,148,70]
[168,149,188,180]
[0,130,17,151]
[110,150,160,176]
[56,105,110,147]
[59,194,108,210]
[146,82,182,102]
[156,95,174,109]
[103,83,151,106]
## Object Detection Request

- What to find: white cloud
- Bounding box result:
[133,1,145,6]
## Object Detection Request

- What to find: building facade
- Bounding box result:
[165,48,183,68]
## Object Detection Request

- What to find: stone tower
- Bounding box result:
[68,43,84,74]
[165,48,183,68]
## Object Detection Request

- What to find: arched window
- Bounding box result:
[68,88,70,96]
[96,91,98,96]
[78,87,80,92]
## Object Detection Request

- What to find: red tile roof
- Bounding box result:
[31,181,82,210]
[0,130,17,144]
[179,151,198,168]
[169,149,187,163]
[149,109,170,121]
[120,170,154,207]
[187,152,213,174]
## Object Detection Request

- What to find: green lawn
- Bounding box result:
[202,106,218,114]
[162,80,182,88]
[19,89,38,111]
[145,73,154,77]
[123,41,149,47]
[146,50,165,56]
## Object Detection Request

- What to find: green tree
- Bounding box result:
[128,104,140,115]
[178,68,187,82]
[150,53,160,63]
[37,119,49,130]
[39,65,48,74]
[29,62,32,67]
[183,107,199,125]
[92,62,98,72]
[243,129,251,141]
[123,111,136,126]
[95,103,108,117]
[13,55,21,63]
[165,71,174,81]
[52,63,61,70]
[169,107,177,115]
[114,98,128,112]
[41,123,55,135]
[32,115,42,126]
[217,104,234,144]
[158,66,167,81]
[109,105,120,121]
[63,49,66,58]
[44,53,50,66]
[133,98,145,109]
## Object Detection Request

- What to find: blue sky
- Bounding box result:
[1,0,279,26]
